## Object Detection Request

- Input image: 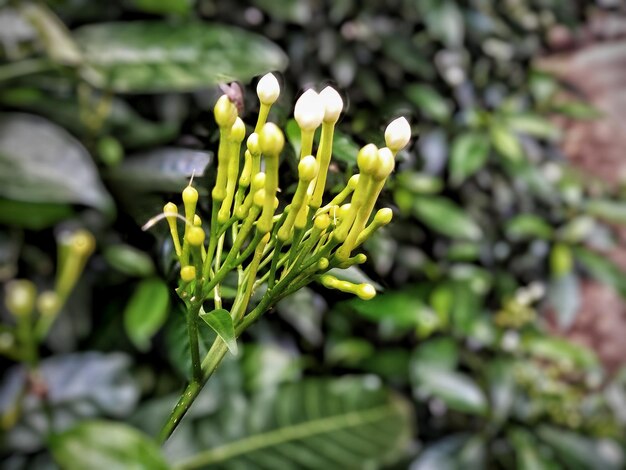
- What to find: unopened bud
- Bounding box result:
[294,89,324,131]
[257,73,280,105]
[186,227,205,246]
[356,283,376,300]
[37,291,60,316]
[384,117,411,152]
[357,144,379,175]
[5,280,36,317]
[214,94,237,128]
[259,123,284,156]
[298,155,318,182]
[314,213,331,230]
[230,117,246,142]
[320,86,343,123]
[182,186,198,205]
[373,147,395,180]
[180,266,196,282]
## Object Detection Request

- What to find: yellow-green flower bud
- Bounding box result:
[347,174,360,190]
[214,94,237,129]
[247,133,261,156]
[253,188,267,208]
[230,117,246,143]
[37,290,60,316]
[314,213,331,231]
[357,144,379,175]
[298,155,318,182]
[373,147,395,181]
[193,214,202,226]
[186,226,205,246]
[375,208,393,225]
[163,203,182,257]
[5,280,36,317]
[256,73,280,105]
[356,283,376,300]
[180,266,196,282]
[384,117,411,153]
[182,185,198,206]
[320,86,343,124]
[294,89,325,131]
[71,230,96,257]
[259,122,285,156]
[317,257,329,270]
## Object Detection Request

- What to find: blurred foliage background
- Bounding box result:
[2,0,626,468]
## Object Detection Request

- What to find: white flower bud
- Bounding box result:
[294,89,324,131]
[320,86,343,123]
[384,117,411,152]
[256,73,280,105]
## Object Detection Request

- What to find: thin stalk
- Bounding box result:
[186,302,202,383]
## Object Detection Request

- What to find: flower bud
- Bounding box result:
[354,253,367,264]
[186,226,205,246]
[314,213,331,230]
[71,230,96,257]
[257,73,280,105]
[180,266,196,282]
[317,258,329,270]
[252,172,266,190]
[247,133,261,155]
[5,280,36,317]
[357,144,379,175]
[182,186,198,205]
[320,86,343,123]
[193,214,202,226]
[384,117,411,152]
[347,174,360,190]
[259,122,285,156]
[164,202,178,217]
[214,95,237,129]
[294,89,324,131]
[373,147,395,180]
[253,189,267,208]
[356,283,376,300]
[230,117,246,143]
[298,155,318,182]
[37,291,60,316]
[338,204,352,220]
[375,208,393,225]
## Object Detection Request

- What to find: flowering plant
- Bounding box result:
[155,73,411,441]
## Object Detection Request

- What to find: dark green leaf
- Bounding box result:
[490,123,524,162]
[106,147,212,193]
[406,84,451,122]
[127,0,195,15]
[0,113,113,212]
[449,132,490,185]
[49,420,169,470]
[170,377,412,469]
[124,278,170,351]
[505,214,553,240]
[252,0,312,24]
[103,244,155,277]
[75,22,288,93]
[505,113,561,140]
[584,199,626,225]
[413,196,481,240]
[199,307,237,356]
[574,247,626,298]
[0,199,73,230]
[537,426,623,470]
[509,428,560,470]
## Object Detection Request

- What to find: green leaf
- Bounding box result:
[199,307,237,356]
[75,21,288,93]
[584,199,626,225]
[346,288,433,331]
[411,435,469,470]
[0,199,73,229]
[171,377,412,469]
[552,101,602,120]
[49,420,169,470]
[522,335,597,369]
[486,360,515,425]
[406,84,451,122]
[537,425,623,470]
[505,113,561,140]
[490,122,524,162]
[509,428,560,470]
[413,196,482,240]
[252,0,312,24]
[505,214,553,240]
[574,247,626,298]
[0,113,113,212]
[547,274,580,329]
[127,0,195,15]
[104,244,155,277]
[449,132,490,185]
[412,366,487,415]
[123,278,170,351]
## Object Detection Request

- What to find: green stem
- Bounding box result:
[186,302,202,383]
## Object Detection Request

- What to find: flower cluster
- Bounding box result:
[2,230,95,365]
[161,73,410,329]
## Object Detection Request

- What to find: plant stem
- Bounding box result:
[186,302,202,383]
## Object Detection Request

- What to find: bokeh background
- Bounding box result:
[2,0,626,468]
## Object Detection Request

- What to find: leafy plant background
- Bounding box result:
[2,0,626,468]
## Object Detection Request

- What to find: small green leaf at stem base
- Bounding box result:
[199,307,238,355]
